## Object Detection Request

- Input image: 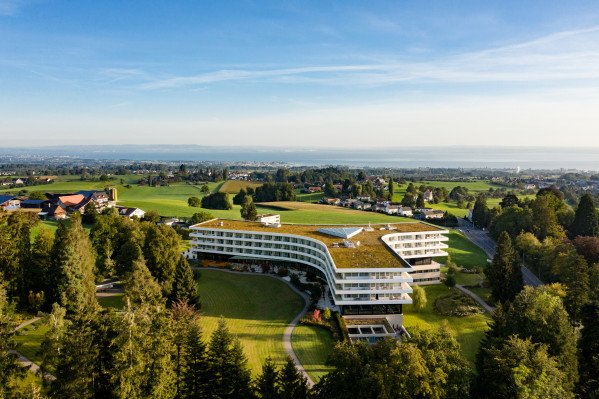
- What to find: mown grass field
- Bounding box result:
[197,269,305,374]
[291,325,335,382]
[256,202,412,224]
[13,321,49,365]
[404,285,490,364]
[218,180,263,194]
[442,230,489,268]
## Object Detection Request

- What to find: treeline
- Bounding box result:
[0,209,199,314]
[471,186,599,397]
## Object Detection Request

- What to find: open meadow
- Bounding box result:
[218,180,263,194]
[291,325,335,382]
[196,269,305,374]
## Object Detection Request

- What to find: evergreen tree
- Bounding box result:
[26,227,54,310]
[416,195,425,208]
[49,216,98,313]
[40,303,67,379]
[255,357,281,399]
[579,302,599,397]
[182,322,210,399]
[124,258,164,307]
[485,232,523,303]
[279,357,308,399]
[169,256,200,307]
[472,194,490,228]
[387,179,395,200]
[50,311,100,399]
[554,251,589,323]
[143,223,182,296]
[208,318,253,399]
[531,195,564,240]
[570,193,599,238]
[240,196,258,221]
[0,284,24,398]
[116,240,143,276]
[476,336,573,399]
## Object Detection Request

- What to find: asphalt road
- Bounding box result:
[456,219,542,287]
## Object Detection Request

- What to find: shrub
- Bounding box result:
[277,267,289,277]
[434,290,481,316]
[188,196,201,207]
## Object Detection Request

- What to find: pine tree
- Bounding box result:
[485,231,523,303]
[143,224,182,296]
[555,251,589,323]
[182,322,210,398]
[255,357,281,399]
[124,258,164,307]
[279,357,308,399]
[50,311,100,399]
[579,302,599,397]
[570,193,599,238]
[26,227,54,310]
[208,318,253,399]
[169,256,200,307]
[472,194,490,228]
[169,301,199,398]
[49,216,98,313]
[0,284,24,397]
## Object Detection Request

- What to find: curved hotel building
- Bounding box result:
[190,215,448,339]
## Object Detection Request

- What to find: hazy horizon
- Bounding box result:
[3,145,599,171]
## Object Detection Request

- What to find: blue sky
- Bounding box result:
[1,0,599,147]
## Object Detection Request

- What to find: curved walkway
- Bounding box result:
[13,316,55,381]
[455,284,495,313]
[194,267,315,386]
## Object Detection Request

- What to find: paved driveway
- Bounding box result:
[456,219,542,287]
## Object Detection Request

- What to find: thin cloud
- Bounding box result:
[135,25,599,90]
[0,0,37,16]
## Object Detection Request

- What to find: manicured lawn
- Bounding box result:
[13,321,49,365]
[291,325,335,382]
[295,192,325,203]
[197,269,305,374]
[98,294,125,309]
[218,180,263,194]
[117,182,222,217]
[256,202,412,224]
[404,284,489,365]
[441,230,489,269]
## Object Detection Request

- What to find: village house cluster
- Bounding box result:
[0,187,146,220]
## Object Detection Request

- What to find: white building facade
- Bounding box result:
[189,221,448,327]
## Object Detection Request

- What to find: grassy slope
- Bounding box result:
[218,180,263,194]
[404,285,489,365]
[256,202,412,224]
[197,269,304,374]
[442,230,489,268]
[291,325,335,382]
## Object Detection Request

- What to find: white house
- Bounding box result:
[422,190,434,202]
[0,195,20,211]
[116,206,145,219]
[398,207,413,217]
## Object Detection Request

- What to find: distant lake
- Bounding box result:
[2,146,599,171]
